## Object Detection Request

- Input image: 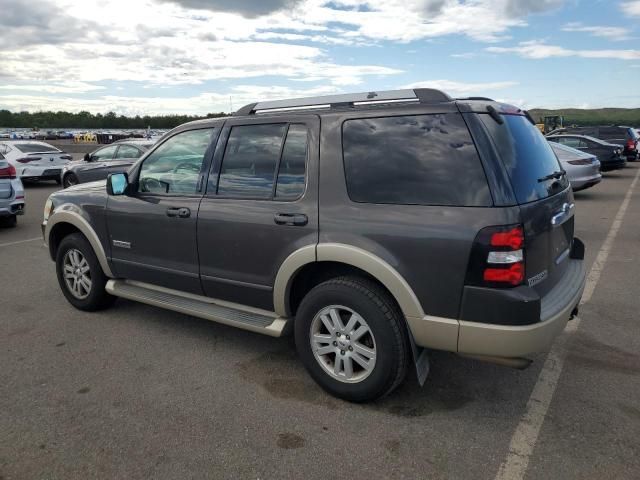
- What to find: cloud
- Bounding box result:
[0,82,105,94]
[157,0,302,17]
[487,41,640,60]
[620,1,640,16]
[562,22,632,41]
[502,0,564,17]
[401,79,518,95]
[0,85,341,115]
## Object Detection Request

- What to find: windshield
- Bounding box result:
[480,114,569,204]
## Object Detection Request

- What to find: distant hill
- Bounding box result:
[528,108,640,127]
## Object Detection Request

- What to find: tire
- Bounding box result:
[55,233,115,311]
[0,215,17,228]
[295,276,408,402]
[62,173,78,188]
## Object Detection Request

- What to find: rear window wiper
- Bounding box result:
[537,170,566,183]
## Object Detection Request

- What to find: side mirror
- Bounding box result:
[84,153,91,162]
[107,172,129,196]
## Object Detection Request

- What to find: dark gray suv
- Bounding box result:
[42,89,586,402]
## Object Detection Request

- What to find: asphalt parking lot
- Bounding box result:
[2,167,640,480]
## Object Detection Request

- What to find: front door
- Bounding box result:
[197,116,319,311]
[106,127,219,294]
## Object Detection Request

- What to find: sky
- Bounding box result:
[0,0,639,115]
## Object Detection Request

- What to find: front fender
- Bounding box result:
[44,205,114,278]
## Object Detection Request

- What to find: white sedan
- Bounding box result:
[0,141,72,183]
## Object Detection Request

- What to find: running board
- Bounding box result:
[105,279,289,337]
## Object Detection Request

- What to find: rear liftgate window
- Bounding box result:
[479,114,569,204]
[342,114,492,206]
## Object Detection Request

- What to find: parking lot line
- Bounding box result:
[495,165,640,480]
[0,237,42,248]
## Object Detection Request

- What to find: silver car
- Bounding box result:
[0,153,25,227]
[549,141,601,192]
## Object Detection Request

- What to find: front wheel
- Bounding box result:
[55,233,115,311]
[295,276,408,402]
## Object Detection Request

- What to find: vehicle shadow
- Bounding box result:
[106,299,540,416]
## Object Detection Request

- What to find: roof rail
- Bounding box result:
[234,88,452,115]
[456,96,495,101]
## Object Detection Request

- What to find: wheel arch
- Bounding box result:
[45,208,114,278]
[274,243,424,320]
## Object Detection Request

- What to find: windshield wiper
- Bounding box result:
[538,170,565,183]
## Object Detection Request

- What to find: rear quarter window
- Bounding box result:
[342,113,492,206]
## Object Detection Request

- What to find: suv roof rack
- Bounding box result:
[235,88,452,116]
[456,96,495,101]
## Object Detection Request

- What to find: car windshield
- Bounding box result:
[15,143,59,153]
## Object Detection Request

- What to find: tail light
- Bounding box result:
[567,159,592,165]
[16,157,41,163]
[626,139,634,149]
[0,164,17,179]
[466,224,525,288]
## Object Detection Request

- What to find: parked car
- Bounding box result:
[548,141,601,192]
[61,140,154,188]
[546,134,626,171]
[34,131,59,141]
[549,126,638,161]
[0,153,25,227]
[0,141,72,183]
[42,89,586,402]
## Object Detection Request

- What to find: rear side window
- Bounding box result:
[342,114,491,206]
[479,114,568,204]
[115,145,142,159]
[217,123,308,200]
[276,125,307,199]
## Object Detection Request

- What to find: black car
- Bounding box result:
[549,126,638,161]
[61,140,155,188]
[42,89,586,402]
[546,134,627,171]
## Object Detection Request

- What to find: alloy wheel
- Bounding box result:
[309,305,377,384]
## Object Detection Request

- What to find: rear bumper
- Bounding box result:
[18,165,64,180]
[457,252,585,358]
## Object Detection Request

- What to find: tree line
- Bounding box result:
[0,110,229,130]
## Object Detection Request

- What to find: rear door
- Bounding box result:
[479,113,574,296]
[197,115,319,311]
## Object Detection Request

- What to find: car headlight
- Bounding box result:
[43,198,54,221]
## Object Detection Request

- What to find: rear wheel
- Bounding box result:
[55,233,115,311]
[62,173,77,188]
[0,215,17,228]
[295,276,408,402]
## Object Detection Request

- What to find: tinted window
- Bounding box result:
[139,128,214,195]
[15,143,59,153]
[342,114,491,206]
[115,145,142,159]
[480,114,568,204]
[217,124,286,198]
[92,145,118,160]
[276,125,307,200]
